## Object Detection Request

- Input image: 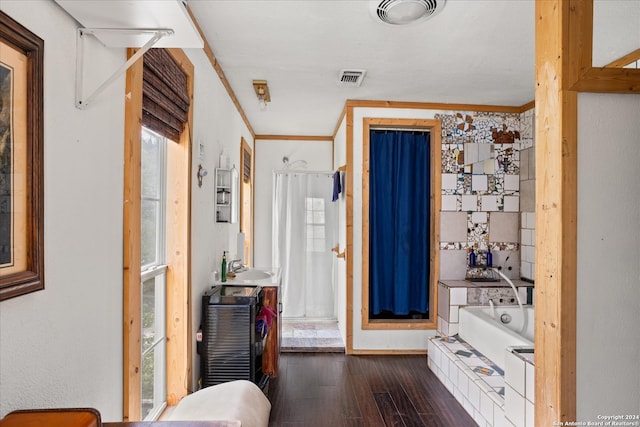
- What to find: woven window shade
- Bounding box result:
[142,49,189,142]
[243,148,251,183]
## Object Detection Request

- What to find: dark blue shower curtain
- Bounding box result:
[369,130,430,315]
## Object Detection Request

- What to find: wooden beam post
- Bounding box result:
[123,48,143,422]
[534,0,582,424]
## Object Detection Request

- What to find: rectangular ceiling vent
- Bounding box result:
[337,69,366,87]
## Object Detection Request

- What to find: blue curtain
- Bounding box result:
[369,130,430,315]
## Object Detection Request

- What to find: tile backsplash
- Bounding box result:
[437,108,535,280]
[520,212,535,281]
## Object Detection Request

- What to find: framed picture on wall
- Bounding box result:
[0,11,44,301]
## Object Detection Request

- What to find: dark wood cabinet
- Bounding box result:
[261,286,280,378]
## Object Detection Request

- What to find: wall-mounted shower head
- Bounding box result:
[282,156,308,169]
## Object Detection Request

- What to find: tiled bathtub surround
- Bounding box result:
[432,108,536,426]
[428,336,507,426]
[428,337,536,427]
[504,348,535,427]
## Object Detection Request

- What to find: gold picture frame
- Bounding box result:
[0,11,44,301]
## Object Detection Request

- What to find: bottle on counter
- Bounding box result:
[221,251,227,282]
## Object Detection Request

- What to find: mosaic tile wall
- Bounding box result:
[517,108,536,281]
[436,110,534,279]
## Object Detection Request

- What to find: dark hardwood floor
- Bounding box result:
[267,353,477,427]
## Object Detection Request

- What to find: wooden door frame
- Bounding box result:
[361,118,441,331]
[342,101,528,355]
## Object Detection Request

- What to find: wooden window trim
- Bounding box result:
[361,118,441,331]
[123,48,193,421]
[164,49,193,409]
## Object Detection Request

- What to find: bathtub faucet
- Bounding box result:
[492,268,527,334]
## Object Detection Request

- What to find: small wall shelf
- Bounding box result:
[215,168,239,223]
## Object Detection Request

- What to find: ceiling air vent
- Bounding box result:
[337,69,366,87]
[371,0,446,25]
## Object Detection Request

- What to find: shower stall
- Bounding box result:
[272,168,337,320]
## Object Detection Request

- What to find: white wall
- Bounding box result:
[253,139,333,267]
[0,1,125,419]
[576,93,640,419]
[0,1,254,419]
[184,47,254,390]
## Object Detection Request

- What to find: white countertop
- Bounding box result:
[215,267,281,287]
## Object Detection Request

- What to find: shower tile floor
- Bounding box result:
[281,319,345,352]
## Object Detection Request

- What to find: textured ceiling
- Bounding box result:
[187,0,637,136]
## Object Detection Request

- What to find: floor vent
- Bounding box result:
[337,69,366,87]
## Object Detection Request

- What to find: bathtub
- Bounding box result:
[458,305,534,369]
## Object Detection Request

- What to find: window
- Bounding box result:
[140,127,167,420]
[124,48,192,421]
[305,197,326,252]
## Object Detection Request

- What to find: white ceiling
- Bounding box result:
[186,0,639,137]
[187,0,535,136]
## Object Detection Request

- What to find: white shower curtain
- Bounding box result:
[272,171,337,319]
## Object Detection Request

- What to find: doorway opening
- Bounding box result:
[272,168,344,352]
[361,118,441,331]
